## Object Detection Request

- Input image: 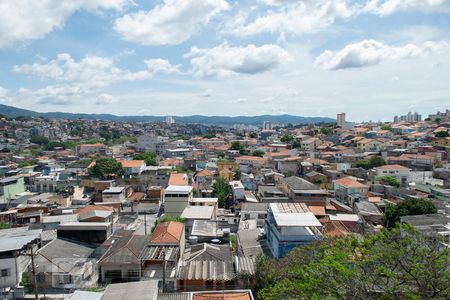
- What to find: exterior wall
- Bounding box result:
[0,257,18,288]
[0,177,25,203]
[164,193,191,216]
[102,192,126,203]
[376,169,410,186]
[100,264,141,283]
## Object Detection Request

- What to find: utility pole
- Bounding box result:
[30,246,38,300]
[162,250,166,293]
[144,213,147,235]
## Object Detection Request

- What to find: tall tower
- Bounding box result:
[337,113,346,127]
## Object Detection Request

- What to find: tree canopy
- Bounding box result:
[280,133,294,143]
[355,156,386,169]
[133,151,157,166]
[229,141,247,154]
[377,175,400,187]
[212,177,231,208]
[255,225,449,300]
[383,198,437,228]
[252,150,265,157]
[435,131,449,138]
[88,158,124,179]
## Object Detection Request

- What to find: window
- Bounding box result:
[1,269,10,277]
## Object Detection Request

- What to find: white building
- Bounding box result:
[337,112,346,127]
[230,180,245,202]
[102,186,127,203]
[164,185,193,216]
[374,164,411,187]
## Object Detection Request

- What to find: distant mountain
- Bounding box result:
[0,104,335,125]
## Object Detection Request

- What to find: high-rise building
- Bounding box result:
[263,121,272,130]
[394,111,421,122]
[165,116,175,125]
[337,113,346,127]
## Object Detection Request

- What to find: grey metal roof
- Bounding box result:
[181,206,214,220]
[140,245,179,261]
[102,280,158,300]
[177,260,235,281]
[99,235,147,265]
[0,227,41,252]
[240,203,268,212]
[284,176,321,191]
[236,256,256,275]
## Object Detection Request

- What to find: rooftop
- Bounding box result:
[150,221,184,244]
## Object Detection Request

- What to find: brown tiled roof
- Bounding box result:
[334,177,368,188]
[76,205,113,214]
[168,173,188,186]
[193,292,251,300]
[150,221,184,244]
[120,160,145,168]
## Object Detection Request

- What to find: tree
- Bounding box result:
[280,134,294,143]
[383,198,437,228]
[30,135,49,145]
[255,225,449,300]
[20,272,33,293]
[252,150,265,157]
[249,132,258,138]
[435,131,449,138]
[355,156,386,170]
[203,133,216,139]
[381,125,393,131]
[229,141,247,154]
[88,158,124,179]
[212,177,231,208]
[134,151,157,166]
[320,127,333,136]
[377,175,400,187]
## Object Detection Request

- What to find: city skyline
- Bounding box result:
[0,1,449,121]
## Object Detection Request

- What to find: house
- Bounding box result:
[257,186,289,203]
[0,176,25,203]
[98,231,147,283]
[373,164,411,187]
[140,222,185,290]
[194,169,214,187]
[229,180,246,202]
[265,203,322,258]
[76,143,106,155]
[279,176,328,206]
[333,177,369,205]
[101,280,158,300]
[276,157,301,176]
[168,173,189,186]
[240,203,269,227]
[356,139,384,152]
[300,137,322,152]
[0,227,41,297]
[102,186,128,203]
[181,206,216,233]
[177,243,235,291]
[119,160,146,176]
[164,185,193,216]
[57,222,112,245]
[235,156,267,172]
[77,205,114,223]
[34,238,96,289]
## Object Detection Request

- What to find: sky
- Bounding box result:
[0,0,449,122]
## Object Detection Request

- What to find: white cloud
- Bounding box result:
[96,93,116,105]
[13,53,179,102]
[234,97,248,103]
[184,43,289,77]
[200,89,213,97]
[0,0,131,48]
[226,0,354,36]
[0,86,8,98]
[363,0,450,16]
[315,39,450,70]
[114,0,229,45]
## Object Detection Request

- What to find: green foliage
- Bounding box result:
[85,138,103,144]
[151,216,185,233]
[62,140,77,149]
[292,140,301,149]
[381,125,393,131]
[30,135,49,145]
[203,133,216,139]
[18,160,38,168]
[212,177,231,208]
[88,157,124,179]
[383,199,437,228]
[249,132,258,138]
[255,225,449,300]
[20,272,32,293]
[320,127,333,136]
[377,175,400,187]
[0,222,12,229]
[133,151,157,166]
[355,156,386,169]
[252,150,265,157]
[435,131,449,138]
[230,234,237,255]
[280,133,294,143]
[229,141,248,154]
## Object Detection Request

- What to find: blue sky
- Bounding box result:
[0,0,449,121]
